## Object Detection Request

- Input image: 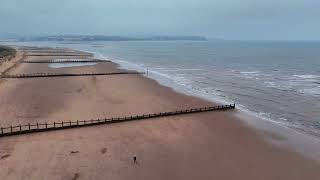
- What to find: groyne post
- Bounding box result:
[0,104,236,138]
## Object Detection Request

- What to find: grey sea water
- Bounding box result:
[6,41,320,137]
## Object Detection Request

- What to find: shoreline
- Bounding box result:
[70,48,320,161]
[102,54,320,143]
[75,47,320,140]
[3,46,320,156]
[0,47,319,179]
[5,42,319,139]
[122,61,320,138]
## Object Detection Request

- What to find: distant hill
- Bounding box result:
[19,35,208,42]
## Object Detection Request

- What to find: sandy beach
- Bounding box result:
[0,47,319,180]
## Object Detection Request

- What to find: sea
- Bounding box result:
[4,40,320,138]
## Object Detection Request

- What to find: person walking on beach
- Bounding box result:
[133,156,137,164]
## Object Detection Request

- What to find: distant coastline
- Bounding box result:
[17,35,208,42]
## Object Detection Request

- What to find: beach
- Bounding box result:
[0,47,319,180]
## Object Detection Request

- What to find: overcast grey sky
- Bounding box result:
[1,0,319,40]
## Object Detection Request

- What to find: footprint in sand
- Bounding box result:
[1,154,10,159]
[70,151,79,154]
[100,148,107,154]
[72,173,80,180]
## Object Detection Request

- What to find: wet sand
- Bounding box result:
[0,48,319,180]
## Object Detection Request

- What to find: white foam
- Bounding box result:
[298,86,320,96]
[153,68,203,72]
[238,71,263,80]
[293,74,320,79]
[240,71,260,74]
[264,81,293,91]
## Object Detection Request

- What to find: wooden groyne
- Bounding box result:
[20,47,58,50]
[0,104,235,138]
[21,59,111,63]
[1,72,145,78]
[26,54,91,57]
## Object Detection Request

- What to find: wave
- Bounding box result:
[293,74,320,81]
[293,74,320,79]
[264,81,293,91]
[298,87,320,96]
[152,68,203,72]
[240,71,260,74]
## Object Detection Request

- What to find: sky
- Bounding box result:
[0,0,320,40]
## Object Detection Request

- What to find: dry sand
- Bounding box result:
[0,48,319,180]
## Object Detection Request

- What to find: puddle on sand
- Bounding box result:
[48,62,97,68]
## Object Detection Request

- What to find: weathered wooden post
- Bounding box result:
[54,122,56,128]
[28,123,31,130]
[19,125,22,131]
[69,121,71,126]
[45,122,48,129]
[62,121,64,127]
[77,120,79,125]
[1,127,3,134]
[10,126,12,133]
[37,123,39,129]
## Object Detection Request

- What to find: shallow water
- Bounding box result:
[6,41,320,138]
[49,62,97,68]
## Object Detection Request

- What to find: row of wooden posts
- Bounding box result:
[21,60,111,63]
[26,54,91,57]
[1,72,145,78]
[0,104,235,137]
